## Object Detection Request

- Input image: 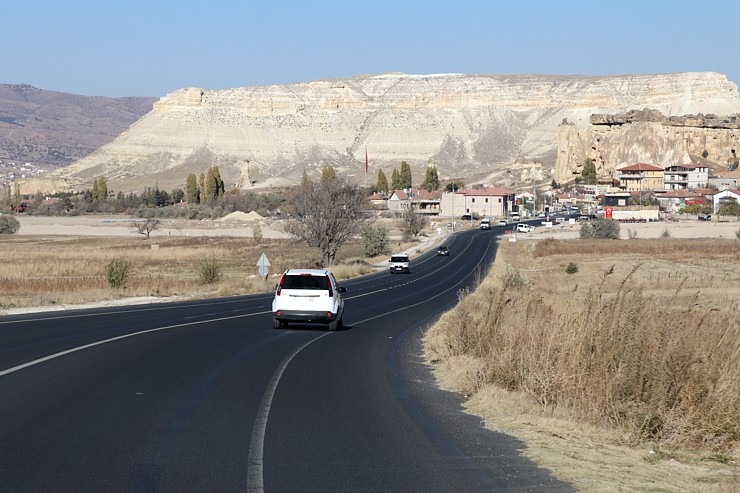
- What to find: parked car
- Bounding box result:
[436,245,450,256]
[461,214,473,221]
[515,223,534,233]
[272,269,346,331]
[699,214,712,221]
[389,253,410,274]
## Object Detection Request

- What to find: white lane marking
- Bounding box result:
[0,296,272,325]
[247,332,330,492]
[0,311,270,377]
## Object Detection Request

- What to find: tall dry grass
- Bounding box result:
[0,235,373,310]
[425,238,739,451]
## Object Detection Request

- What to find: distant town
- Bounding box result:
[0,159,48,189]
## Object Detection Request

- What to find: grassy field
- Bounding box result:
[0,235,386,312]
[424,237,739,492]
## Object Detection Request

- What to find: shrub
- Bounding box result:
[660,228,671,238]
[362,226,391,257]
[106,259,130,288]
[252,223,263,244]
[198,255,222,284]
[565,262,578,274]
[580,218,620,239]
[0,214,20,234]
[736,228,740,240]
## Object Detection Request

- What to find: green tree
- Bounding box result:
[203,166,225,202]
[718,201,740,216]
[582,158,597,184]
[376,169,389,193]
[97,176,108,202]
[185,173,199,204]
[580,218,620,239]
[551,179,559,190]
[362,225,391,257]
[399,161,413,189]
[0,214,20,234]
[421,165,440,192]
[321,165,337,184]
[391,169,402,190]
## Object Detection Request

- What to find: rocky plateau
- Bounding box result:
[16,72,740,194]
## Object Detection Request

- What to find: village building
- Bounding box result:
[617,163,665,192]
[663,164,708,191]
[440,187,515,219]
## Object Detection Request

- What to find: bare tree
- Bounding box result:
[285,177,368,266]
[133,218,160,239]
[399,205,428,240]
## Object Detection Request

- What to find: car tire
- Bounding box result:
[328,317,342,331]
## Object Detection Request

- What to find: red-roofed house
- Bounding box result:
[656,189,707,213]
[617,163,664,192]
[387,189,442,214]
[712,188,740,212]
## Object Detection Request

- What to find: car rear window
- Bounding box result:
[281,275,328,290]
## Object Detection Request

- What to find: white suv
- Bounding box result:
[272,269,346,331]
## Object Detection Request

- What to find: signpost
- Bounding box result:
[256,253,270,280]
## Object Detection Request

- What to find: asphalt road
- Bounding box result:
[0,225,573,492]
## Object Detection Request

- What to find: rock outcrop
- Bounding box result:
[556,109,740,183]
[26,72,740,193]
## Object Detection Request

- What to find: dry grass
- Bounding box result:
[0,235,376,311]
[425,237,739,491]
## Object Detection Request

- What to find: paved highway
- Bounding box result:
[0,225,572,492]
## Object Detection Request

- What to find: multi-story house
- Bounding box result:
[664,164,708,191]
[617,163,665,192]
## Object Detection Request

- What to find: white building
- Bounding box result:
[664,164,708,191]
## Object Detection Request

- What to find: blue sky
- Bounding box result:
[3,0,739,98]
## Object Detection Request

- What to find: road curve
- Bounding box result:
[0,225,573,492]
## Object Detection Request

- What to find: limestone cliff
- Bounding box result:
[555,110,740,184]
[29,72,740,193]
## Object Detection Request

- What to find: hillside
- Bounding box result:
[0,84,156,167]
[17,72,740,194]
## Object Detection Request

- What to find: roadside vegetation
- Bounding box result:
[425,237,738,490]
[0,235,380,311]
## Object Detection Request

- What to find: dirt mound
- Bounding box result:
[217,211,264,222]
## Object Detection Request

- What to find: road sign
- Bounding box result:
[256,253,270,279]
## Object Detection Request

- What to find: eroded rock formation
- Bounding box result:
[25,72,740,193]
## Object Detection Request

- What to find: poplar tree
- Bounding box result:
[185,173,199,204]
[421,165,439,192]
[376,169,388,193]
[399,161,412,189]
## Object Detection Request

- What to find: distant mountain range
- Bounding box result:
[0,84,155,167]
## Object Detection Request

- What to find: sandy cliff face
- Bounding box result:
[31,72,740,193]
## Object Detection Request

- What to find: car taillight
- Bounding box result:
[276,275,286,296]
[325,275,333,297]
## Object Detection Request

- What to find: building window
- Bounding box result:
[471,198,475,203]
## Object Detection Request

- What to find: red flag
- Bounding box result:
[365,148,369,173]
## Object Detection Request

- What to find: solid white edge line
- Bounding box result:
[0,311,269,377]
